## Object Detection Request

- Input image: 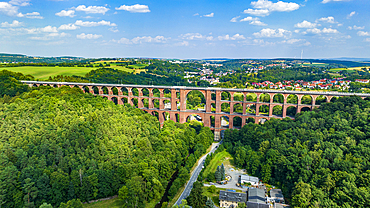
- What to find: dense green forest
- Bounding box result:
[223,96,370,207]
[0,71,214,208]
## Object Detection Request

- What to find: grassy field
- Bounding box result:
[1,66,93,79]
[202,150,232,180]
[83,198,123,208]
[329,66,369,72]
[1,64,146,80]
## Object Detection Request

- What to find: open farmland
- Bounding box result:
[1,66,93,79]
[329,66,370,72]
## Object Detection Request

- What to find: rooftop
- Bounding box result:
[248,188,265,203]
[219,190,247,203]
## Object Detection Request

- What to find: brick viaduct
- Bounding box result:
[22,81,370,139]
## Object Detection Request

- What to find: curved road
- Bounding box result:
[175,141,221,205]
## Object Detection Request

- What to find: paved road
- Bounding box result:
[175,142,220,205]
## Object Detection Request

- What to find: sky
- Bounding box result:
[0,0,369,59]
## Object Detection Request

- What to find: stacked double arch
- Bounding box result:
[23,81,370,136]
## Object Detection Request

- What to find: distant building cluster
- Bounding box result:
[248,77,363,91]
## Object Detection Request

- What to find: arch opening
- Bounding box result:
[247,104,256,115]
[132,88,139,96]
[272,105,283,117]
[92,86,99,94]
[164,89,171,98]
[287,106,297,117]
[301,95,313,105]
[112,87,118,95]
[121,87,128,96]
[234,93,244,102]
[221,91,231,101]
[153,99,160,109]
[245,93,257,102]
[259,104,270,115]
[111,97,118,105]
[273,94,284,104]
[315,95,327,105]
[131,98,138,107]
[233,117,242,129]
[233,103,243,114]
[221,116,229,128]
[142,98,149,108]
[186,114,203,123]
[121,97,128,104]
[287,94,298,104]
[142,88,149,97]
[301,107,311,112]
[259,93,270,103]
[163,100,171,109]
[82,86,89,93]
[153,89,160,97]
[221,103,230,113]
[102,86,108,95]
[186,90,206,111]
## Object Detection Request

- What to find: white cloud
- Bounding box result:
[240,16,259,22]
[253,28,291,38]
[75,5,109,15]
[77,33,102,39]
[180,33,213,40]
[9,0,30,6]
[114,37,131,44]
[230,16,240,22]
[0,2,21,16]
[176,41,189,46]
[115,4,150,13]
[250,20,267,26]
[75,20,117,27]
[58,23,79,30]
[357,31,370,36]
[322,28,339,33]
[295,20,319,28]
[316,16,336,23]
[193,13,199,16]
[131,36,169,44]
[109,27,119,33]
[243,9,270,17]
[41,26,58,33]
[244,0,299,16]
[203,13,214,17]
[1,20,23,27]
[322,0,352,3]
[365,38,370,42]
[348,25,365,30]
[281,39,311,45]
[347,11,356,19]
[17,12,43,19]
[218,34,246,40]
[306,28,322,34]
[55,10,75,17]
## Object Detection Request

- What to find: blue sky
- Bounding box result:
[0,0,369,59]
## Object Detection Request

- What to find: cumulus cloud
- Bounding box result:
[357,31,370,36]
[1,20,23,27]
[180,33,213,40]
[230,16,240,22]
[77,33,102,39]
[17,12,43,19]
[55,10,75,17]
[112,36,169,44]
[295,20,319,28]
[240,16,259,22]
[250,20,267,26]
[304,28,339,34]
[243,9,270,17]
[218,34,246,40]
[109,27,119,33]
[316,16,336,23]
[75,5,109,15]
[240,17,267,26]
[58,23,79,30]
[244,0,299,16]
[253,28,291,38]
[347,11,356,19]
[115,4,150,13]
[348,25,365,30]
[75,20,117,27]
[40,26,58,33]
[9,0,30,6]
[203,13,214,17]
[322,0,352,3]
[0,2,20,16]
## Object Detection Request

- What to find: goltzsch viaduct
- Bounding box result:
[22,81,370,139]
